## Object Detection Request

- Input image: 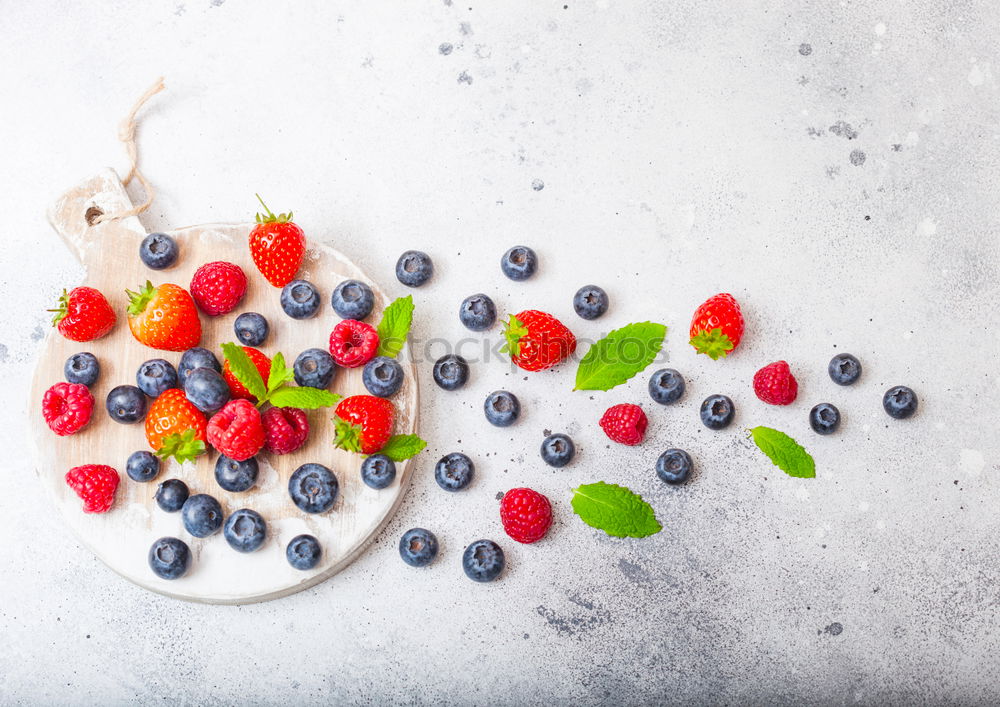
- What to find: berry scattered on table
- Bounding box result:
[288,463,339,514]
[328,319,379,368]
[145,388,208,462]
[280,279,321,320]
[540,433,575,468]
[49,287,116,342]
[399,528,438,567]
[689,292,744,360]
[214,454,259,492]
[125,450,160,483]
[65,464,119,513]
[502,310,576,372]
[360,454,397,490]
[234,312,269,347]
[331,279,374,320]
[432,354,469,391]
[573,285,609,320]
[753,360,798,406]
[500,245,537,281]
[223,508,267,553]
[293,348,337,389]
[262,406,309,455]
[139,233,179,271]
[599,403,647,446]
[190,261,247,316]
[459,293,497,331]
[829,353,862,386]
[178,347,220,386]
[154,478,189,512]
[64,352,100,387]
[500,487,552,544]
[809,403,841,435]
[42,382,94,436]
[181,493,224,538]
[462,539,505,582]
[207,399,265,462]
[883,386,918,419]
[700,394,735,430]
[183,366,231,414]
[105,385,148,424]
[656,449,693,484]
[148,537,191,580]
[362,356,404,398]
[648,368,685,405]
[395,250,434,287]
[136,358,178,398]
[484,390,520,427]
[223,346,271,401]
[126,281,201,352]
[333,395,395,454]
[249,195,306,288]
[286,534,322,570]
[435,452,474,491]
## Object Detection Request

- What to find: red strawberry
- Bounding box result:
[328,320,379,368]
[145,388,208,463]
[207,399,265,461]
[42,382,94,436]
[333,395,394,454]
[689,293,744,360]
[49,287,116,342]
[599,403,648,445]
[753,360,798,405]
[126,281,202,351]
[223,346,272,401]
[190,261,247,316]
[501,310,576,372]
[249,195,306,287]
[262,406,309,455]
[500,487,553,544]
[65,464,119,513]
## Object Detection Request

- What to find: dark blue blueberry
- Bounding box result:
[135,358,178,398]
[154,479,189,513]
[148,537,190,580]
[181,494,224,538]
[435,452,474,491]
[126,450,160,483]
[360,454,396,490]
[500,245,537,281]
[223,509,267,553]
[540,433,575,468]
[399,528,438,567]
[280,279,321,320]
[883,386,918,419]
[462,539,504,582]
[656,448,693,484]
[215,455,259,492]
[573,285,609,320]
[810,403,841,434]
[362,356,404,398]
[484,390,520,427]
[459,293,497,331]
[829,353,862,386]
[139,232,179,270]
[700,394,735,430]
[178,347,221,386]
[395,250,434,287]
[330,279,374,320]
[64,352,99,387]
[293,348,337,389]
[105,385,148,424]
[648,368,686,405]
[183,366,231,414]
[288,463,339,514]
[432,354,469,391]
[234,312,269,347]
[286,534,322,570]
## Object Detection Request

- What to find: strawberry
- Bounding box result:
[207,399,265,461]
[689,293,744,360]
[328,320,379,368]
[333,395,394,454]
[65,464,119,513]
[49,287,116,342]
[190,261,247,316]
[42,382,94,436]
[753,360,798,405]
[501,310,576,372]
[126,281,202,352]
[223,346,272,401]
[599,403,648,445]
[262,406,309,455]
[249,195,306,287]
[145,388,208,463]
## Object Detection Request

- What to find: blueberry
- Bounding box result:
[399,528,438,567]
[181,494,224,538]
[105,385,148,424]
[435,452,474,491]
[810,403,841,434]
[178,347,221,386]
[360,454,396,490]
[286,534,322,570]
[293,348,337,389]
[223,509,267,553]
[432,354,469,391]
[288,463,339,513]
[154,479,189,512]
[148,537,190,580]
[883,386,918,419]
[215,455,259,492]
[395,250,434,287]
[330,279,374,320]
[280,279,321,320]
[484,390,520,427]
[501,245,537,281]
[573,285,609,320]
[183,366,230,415]
[459,294,497,331]
[64,352,99,387]
[700,394,735,430]
[126,450,160,482]
[139,232,179,270]
[462,539,504,582]
[648,368,685,405]
[656,448,693,484]
[362,356,404,398]
[234,312,269,346]
[136,358,178,398]
[829,353,862,386]
[540,433,575,468]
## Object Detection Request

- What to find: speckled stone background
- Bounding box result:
[2,0,999,704]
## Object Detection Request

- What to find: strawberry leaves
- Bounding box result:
[221,343,339,410]
[156,429,206,464]
[573,322,667,391]
[500,315,528,357]
[376,295,415,359]
[689,327,734,361]
[254,193,293,224]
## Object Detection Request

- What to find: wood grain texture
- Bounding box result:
[30,169,418,604]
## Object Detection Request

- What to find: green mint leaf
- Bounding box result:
[377,434,427,462]
[268,387,341,410]
[571,481,661,538]
[376,295,414,358]
[573,321,667,391]
[750,426,816,478]
[266,351,295,393]
[221,342,267,401]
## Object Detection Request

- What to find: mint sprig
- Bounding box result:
[573,321,667,391]
[221,343,339,410]
[376,295,414,359]
[221,342,268,401]
[377,434,427,462]
[571,482,661,538]
[750,426,816,478]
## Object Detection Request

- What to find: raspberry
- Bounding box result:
[599,403,647,445]
[42,382,94,436]
[328,319,379,368]
[753,360,798,405]
[263,406,309,455]
[207,399,265,461]
[190,261,247,316]
[500,488,553,544]
[65,464,119,513]
[223,346,271,401]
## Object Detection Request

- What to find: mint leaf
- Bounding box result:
[376,295,414,359]
[571,482,661,538]
[750,426,816,478]
[221,342,267,402]
[573,322,667,391]
[268,387,341,410]
[377,434,427,461]
[267,351,294,393]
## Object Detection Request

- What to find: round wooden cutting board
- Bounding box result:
[30,170,419,604]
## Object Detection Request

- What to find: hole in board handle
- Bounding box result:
[84,206,104,226]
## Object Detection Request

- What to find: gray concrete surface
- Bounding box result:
[2,0,999,704]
